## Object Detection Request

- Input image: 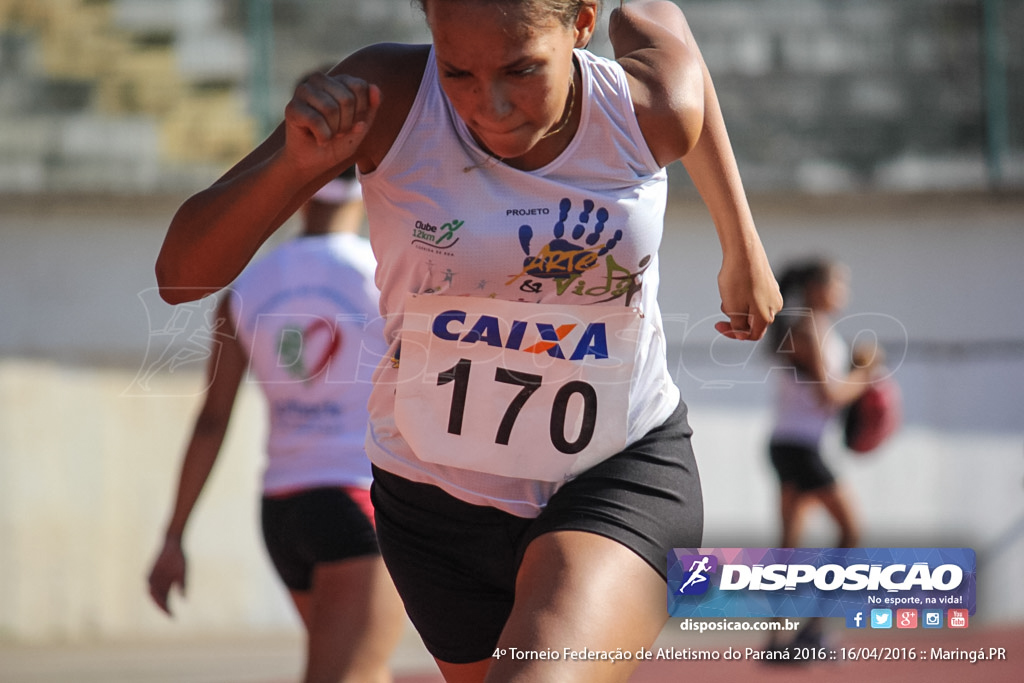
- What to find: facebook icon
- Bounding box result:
[845,609,867,629]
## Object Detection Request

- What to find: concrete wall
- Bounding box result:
[0,360,292,641]
[1,191,1022,642]
[0,196,302,642]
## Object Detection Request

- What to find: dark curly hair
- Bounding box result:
[412,0,600,28]
[767,258,835,361]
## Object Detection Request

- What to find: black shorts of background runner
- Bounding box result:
[768,440,837,493]
[261,486,379,591]
[371,399,703,664]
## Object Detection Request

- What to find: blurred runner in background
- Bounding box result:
[148,164,405,683]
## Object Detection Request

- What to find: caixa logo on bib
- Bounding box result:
[667,548,976,619]
[431,309,614,362]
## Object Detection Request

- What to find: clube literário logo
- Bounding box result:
[667,548,976,622]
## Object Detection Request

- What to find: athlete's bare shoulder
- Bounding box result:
[328,43,431,171]
[608,3,703,165]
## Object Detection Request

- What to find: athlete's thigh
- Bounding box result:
[305,556,405,682]
[491,530,667,682]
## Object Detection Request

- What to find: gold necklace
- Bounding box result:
[539,69,576,141]
[463,67,577,173]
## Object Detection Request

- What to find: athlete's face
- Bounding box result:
[808,264,850,313]
[426,1,594,162]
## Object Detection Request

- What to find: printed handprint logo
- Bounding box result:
[508,198,622,285]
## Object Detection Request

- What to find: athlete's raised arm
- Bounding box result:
[155,44,425,304]
[612,1,782,341]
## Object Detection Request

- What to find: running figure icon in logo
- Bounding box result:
[678,555,718,595]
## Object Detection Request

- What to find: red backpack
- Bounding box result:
[843,378,902,454]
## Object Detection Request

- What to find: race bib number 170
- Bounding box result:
[395,294,640,481]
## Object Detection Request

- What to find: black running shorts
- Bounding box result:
[768,440,837,492]
[371,400,703,664]
[260,486,380,591]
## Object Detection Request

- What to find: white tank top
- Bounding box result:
[359,48,680,516]
[770,330,849,447]
[229,233,383,494]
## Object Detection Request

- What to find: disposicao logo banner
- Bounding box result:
[667,548,976,618]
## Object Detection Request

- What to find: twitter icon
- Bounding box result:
[871,609,893,629]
